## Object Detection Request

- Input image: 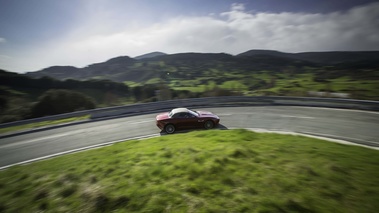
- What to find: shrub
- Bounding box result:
[31,89,96,117]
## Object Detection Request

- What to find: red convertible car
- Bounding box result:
[156,108,220,134]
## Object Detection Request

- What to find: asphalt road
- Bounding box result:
[1,106,378,168]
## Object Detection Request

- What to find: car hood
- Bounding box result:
[156,112,170,120]
[197,111,219,119]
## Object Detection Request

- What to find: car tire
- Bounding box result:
[165,124,175,134]
[204,120,214,129]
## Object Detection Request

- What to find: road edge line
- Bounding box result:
[243,128,379,150]
[2,128,378,170]
[0,133,160,170]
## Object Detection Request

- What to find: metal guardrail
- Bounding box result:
[1,96,378,129]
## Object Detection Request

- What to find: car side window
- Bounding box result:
[173,112,195,118]
[185,113,195,118]
[173,113,185,118]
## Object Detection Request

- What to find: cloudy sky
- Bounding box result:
[1,0,379,73]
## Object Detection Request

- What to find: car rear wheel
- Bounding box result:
[165,124,175,134]
[204,120,214,129]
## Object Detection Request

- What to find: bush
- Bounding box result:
[0,97,33,123]
[31,89,96,118]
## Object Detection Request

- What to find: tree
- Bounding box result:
[31,89,96,118]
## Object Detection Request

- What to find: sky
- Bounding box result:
[1,0,379,73]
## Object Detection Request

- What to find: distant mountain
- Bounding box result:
[237,50,294,59]
[26,66,80,79]
[147,53,235,65]
[295,51,379,66]
[82,56,136,77]
[135,52,167,60]
[238,50,379,66]
[24,50,379,83]
[26,56,146,82]
[103,56,136,64]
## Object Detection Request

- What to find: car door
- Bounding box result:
[173,112,201,129]
[183,112,200,128]
[172,112,191,129]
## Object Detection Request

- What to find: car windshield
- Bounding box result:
[188,109,199,117]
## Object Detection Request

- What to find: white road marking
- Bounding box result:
[279,115,315,119]
[243,128,379,150]
[2,106,378,169]
[218,112,314,119]
[2,126,378,170]
[299,131,379,146]
[289,106,379,115]
[128,120,152,125]
[0,133,160,170]
[0,120,153,149]
[0,130,85,149]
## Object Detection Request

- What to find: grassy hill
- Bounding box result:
[0,129,378,212]
[24,50,379,100]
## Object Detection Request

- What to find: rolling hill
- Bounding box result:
[24,50,379,83]
[134,51,167,60]
[1,50,378,123]
[238,50,379,65]
[21,49,379,101]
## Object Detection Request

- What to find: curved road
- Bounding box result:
[1,106,378,168]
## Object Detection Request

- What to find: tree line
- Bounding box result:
[0,70,128,122]
[0,70,238,123]
[0,71,129,92]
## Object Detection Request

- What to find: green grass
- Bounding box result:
[0,115,90,135]
[247,73,379,99]
[220,80,248,91]
[125,68,379,100]
[166,70,378,99]
[145,78,162,85]
[172,86,207,93]
[0,129,378,212]
[328,78,379,95]
[123,81,141,87]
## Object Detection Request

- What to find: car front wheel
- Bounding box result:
[165,124,175,134]
[204,120,214,129]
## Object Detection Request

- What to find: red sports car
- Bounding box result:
[156,108,220,134]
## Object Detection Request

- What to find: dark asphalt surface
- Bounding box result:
[1,106,378,168]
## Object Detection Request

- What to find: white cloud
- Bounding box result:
[231,3,245,12]
[0,37,6,43]
[4,2,379,72]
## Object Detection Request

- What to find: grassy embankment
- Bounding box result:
[0,115,89,135]
[0,129,378,212]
